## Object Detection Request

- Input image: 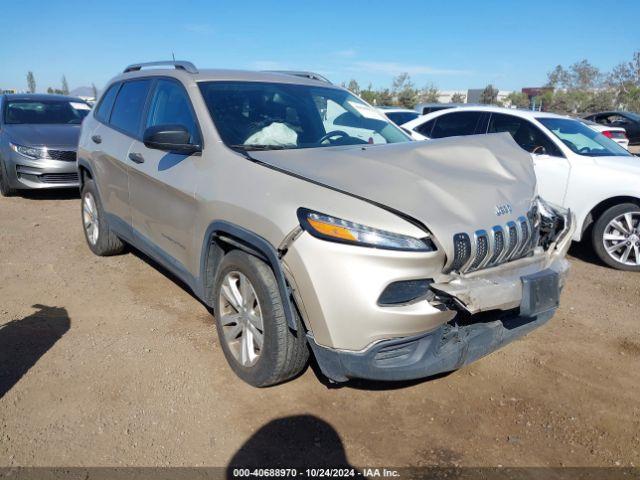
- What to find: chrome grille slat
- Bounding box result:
[468,230,489,271]
[488,226,505,266]
[450,210,538,274]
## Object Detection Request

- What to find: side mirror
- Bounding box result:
[143,124,201,155]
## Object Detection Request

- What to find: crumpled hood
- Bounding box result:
[251,133,536,256]
[5,124,81,148]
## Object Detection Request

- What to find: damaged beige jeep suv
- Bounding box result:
[77,61,574,386]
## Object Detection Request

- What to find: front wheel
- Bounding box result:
[0,160,17,197]
[213,250,308,387]
[592,203,640,271]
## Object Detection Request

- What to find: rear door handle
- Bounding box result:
[91,135,102,144]
[128,152,145,164]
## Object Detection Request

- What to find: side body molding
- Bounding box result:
[200,221,298,331]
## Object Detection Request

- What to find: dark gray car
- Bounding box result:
[0,94,91,196]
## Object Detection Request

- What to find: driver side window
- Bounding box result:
[488,113,562,157]
[146,79,200,144]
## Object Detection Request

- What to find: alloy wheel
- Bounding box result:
[218,271,264,367]
[602,212,640,266]
[82,192,99,245]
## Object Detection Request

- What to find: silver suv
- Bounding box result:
[77,61,574,386]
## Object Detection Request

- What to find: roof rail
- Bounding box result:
[265,70,332,85]
[123,61,198,74]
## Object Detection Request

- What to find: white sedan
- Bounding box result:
[403,106,640,270]
[580,119,629,150]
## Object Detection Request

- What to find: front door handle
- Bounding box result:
[128,152,145,164]
[91,135,102,144]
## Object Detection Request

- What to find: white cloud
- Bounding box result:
[352,61,471,76]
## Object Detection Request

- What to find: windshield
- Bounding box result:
[538,117,631,157]
[198,81,408,150]
[4,99,91,125]
[385,111,419,126]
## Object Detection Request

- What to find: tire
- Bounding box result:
[213,250,308,387]
[592,203,640,271]
[80,178,125,256]
[0,160,17,197]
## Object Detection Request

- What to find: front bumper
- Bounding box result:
[308,307,555,382]
[4,154,79,189]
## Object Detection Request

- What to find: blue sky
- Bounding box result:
[1,0,638,93]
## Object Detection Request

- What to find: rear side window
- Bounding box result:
[415,119,436,137]
[430,111,483,139]
[385,111,419,125]
[488,113,562,157]
[146,79,200,143]
[94,83,120,122]
[109,80,152,137]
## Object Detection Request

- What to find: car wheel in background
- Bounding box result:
[0,161,17,197]
[592,203,640,271]
[80,178,125,256]
[213,250,308,387]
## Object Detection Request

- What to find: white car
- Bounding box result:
[580,119,629,150]
[403,106,640,270]
[377,107,420,127]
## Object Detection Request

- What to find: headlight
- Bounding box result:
[297,208,435,251]
[10,143,45,159]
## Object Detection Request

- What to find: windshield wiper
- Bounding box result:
[229,144,289,151]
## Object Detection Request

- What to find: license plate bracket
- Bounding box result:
[520,269,560,317]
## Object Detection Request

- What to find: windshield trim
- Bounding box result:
[196,80,410,151]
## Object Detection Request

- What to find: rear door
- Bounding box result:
[488,113,570,205]
[127,78,202,269]
[88,81,144,231]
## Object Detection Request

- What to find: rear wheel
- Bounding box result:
[81,178,125,256]
[592,203,640,271]
[213,250,308,387]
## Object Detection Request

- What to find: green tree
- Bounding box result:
[61,75,69,95]
[419,83,440,103]
[360,83,378,104]
[546,65,571,88]
[376,88,393,106]
[569,60,602,90]
[26,71,36,93]
[479,84,499,104]
[546,60,602,91]
[347,79,361,96]
[506,91,530,109]
[607,51,640,110]
[450,92,466,103]
[392,73,418,108]
[47,87,54,94]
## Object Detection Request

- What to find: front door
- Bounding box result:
[127,78,202,271]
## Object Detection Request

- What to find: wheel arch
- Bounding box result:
[199,220,298,331]
[77,158,94,190]
[581,195,640,238]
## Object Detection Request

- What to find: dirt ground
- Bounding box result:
[0,190,638,469]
